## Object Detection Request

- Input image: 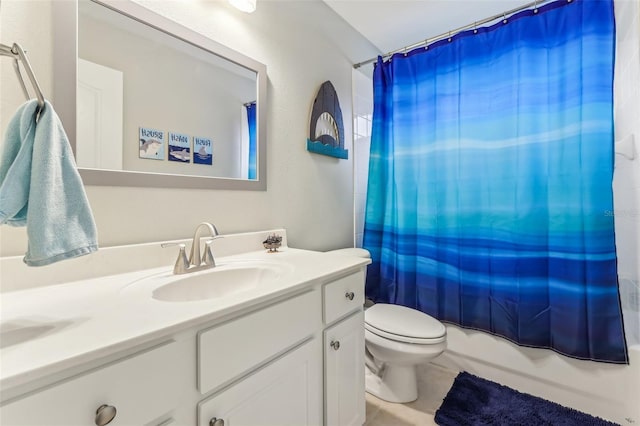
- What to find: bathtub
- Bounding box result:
[433,325,640,425]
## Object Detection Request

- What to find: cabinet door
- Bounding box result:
[198,338,322,426]
[324,310,365,426]
[199,290,320,394]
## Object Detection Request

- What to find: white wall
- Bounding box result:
[0,0,53,167]
[352,69,372,248]
[0,0,380,261]
[613,0,640,348]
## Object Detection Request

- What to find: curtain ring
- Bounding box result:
[424,39,429,50]
[448,31,452,42]
[473,22,478,34]
[534,0,538,13]
[503,12,508,24]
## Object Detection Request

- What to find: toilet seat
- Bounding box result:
[365,323,446,344]
[365,304,446,345]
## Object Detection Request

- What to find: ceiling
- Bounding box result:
[323,0,534,59]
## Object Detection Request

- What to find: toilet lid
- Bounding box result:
[365,304,446,340]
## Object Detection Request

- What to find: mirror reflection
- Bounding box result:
[77,0,259,180]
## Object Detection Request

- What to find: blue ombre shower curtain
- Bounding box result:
[246,102,257,180]
[363,0,628,363]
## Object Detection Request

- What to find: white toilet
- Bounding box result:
[364,303,446,403]
[329,248,447,403]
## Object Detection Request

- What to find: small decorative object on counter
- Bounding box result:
[263,234,282,252]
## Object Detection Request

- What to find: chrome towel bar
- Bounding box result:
[1,42,46,117]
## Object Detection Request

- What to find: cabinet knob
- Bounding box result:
[345,291,355,301]
[330,340,341,350]
[95,404,117,426]
[209,418,225,426]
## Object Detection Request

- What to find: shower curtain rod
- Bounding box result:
[353,0,562,69]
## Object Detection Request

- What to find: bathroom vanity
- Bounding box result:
[0,231,369,425]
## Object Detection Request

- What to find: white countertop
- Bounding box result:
[0,247,369,394]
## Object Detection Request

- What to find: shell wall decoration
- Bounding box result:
[306,81,348,159]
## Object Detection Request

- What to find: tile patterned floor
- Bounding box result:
[364,363,458,426]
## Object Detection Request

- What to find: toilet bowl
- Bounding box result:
[327,248,447,403]
[364,303,446,403]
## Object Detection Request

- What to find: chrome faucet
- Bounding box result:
[188,222,220,268]
[162,222,221,274]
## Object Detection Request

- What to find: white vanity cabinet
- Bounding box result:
[0,341,183,426]
[322,271,366,426]
[197,290,321,395]
[1,266,367,426]
[193,271,366,426]
[198,338,323,426]
[196,289,323,426]
[324,311,365,426]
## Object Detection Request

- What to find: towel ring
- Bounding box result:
[0,42,46,119]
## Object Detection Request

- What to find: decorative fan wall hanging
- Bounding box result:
[306,81,348,159]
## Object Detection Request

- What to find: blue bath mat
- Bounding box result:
[434,372,618,426]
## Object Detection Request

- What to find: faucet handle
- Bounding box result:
[161,243,189,274]
[201,237,222,267]
[202,241,215,267]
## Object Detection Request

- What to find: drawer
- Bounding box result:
[198,289,321,394]
[323,270,365,325]
[1,341,182,426]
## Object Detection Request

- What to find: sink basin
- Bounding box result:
[126,261,292,302]
[0,319,81,349]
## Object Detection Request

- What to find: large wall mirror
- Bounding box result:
[53,0,267,190]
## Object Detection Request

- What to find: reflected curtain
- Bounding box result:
[246,102,257,180]
[363,0,628,363]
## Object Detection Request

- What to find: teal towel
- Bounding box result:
[0,100,98,266]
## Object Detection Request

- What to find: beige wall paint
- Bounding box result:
[0,0,380,259]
